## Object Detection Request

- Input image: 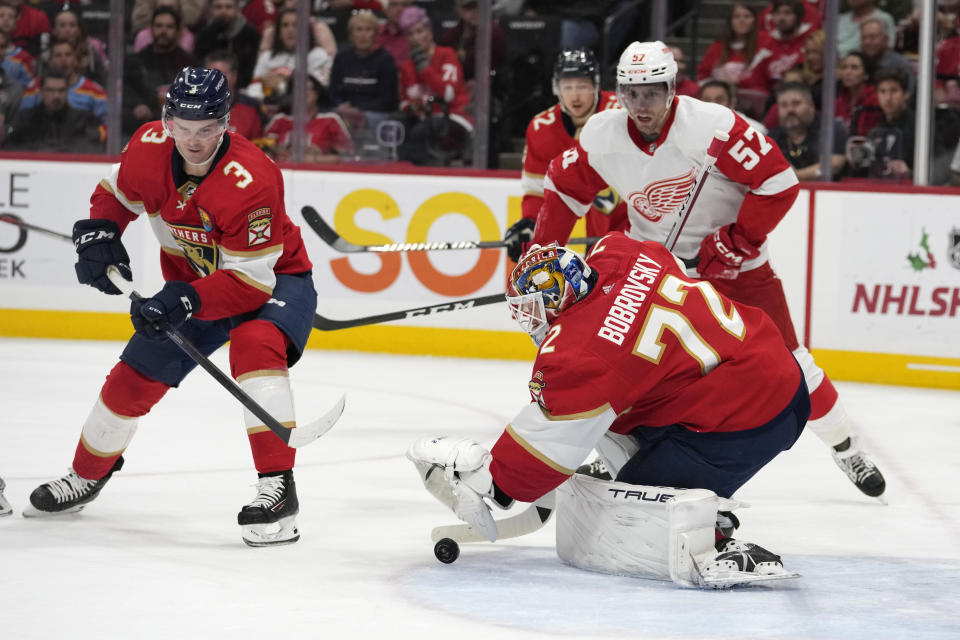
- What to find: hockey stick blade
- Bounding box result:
[106,267,341,449]
[430,491,556,544]
[302,205,600,253]
[0,212,73,242]
[312,293,505,331]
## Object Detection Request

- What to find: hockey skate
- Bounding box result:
[23,457,124,517]
[575,457,612,481]
[831,437,886,501]
[696,538,799,588]
[238,470,299,547]
[0,476,12,517]
[715,510,739,539]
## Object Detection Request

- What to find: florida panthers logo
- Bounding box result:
[626,168,696,222]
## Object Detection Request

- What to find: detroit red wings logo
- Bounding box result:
[626,168,696,222]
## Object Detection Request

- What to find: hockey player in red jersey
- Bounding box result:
[409,236,809,585]
[26,67,316,546]
[528,41,886,500]
[504,48,627,261]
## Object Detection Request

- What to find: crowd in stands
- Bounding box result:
[0,0,958,182]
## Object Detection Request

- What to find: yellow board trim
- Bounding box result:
[811,349,960,390]
[5,309,957,389]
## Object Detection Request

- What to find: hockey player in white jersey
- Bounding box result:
[528,41,885,500]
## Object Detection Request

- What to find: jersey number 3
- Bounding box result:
[224,161,253,188]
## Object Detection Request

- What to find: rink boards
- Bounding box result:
[0,157,958,390]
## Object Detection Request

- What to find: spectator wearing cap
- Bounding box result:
[439,0,508,83]
[330,10,398,133]
[396,5,472,165]
[377,0,412,65]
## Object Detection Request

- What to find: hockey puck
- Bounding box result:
[434,537,460,564]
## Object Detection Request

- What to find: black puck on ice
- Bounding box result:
[434,538,460,564]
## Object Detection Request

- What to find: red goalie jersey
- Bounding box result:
[490,233,802,501]
[521,90,627,237]
[89,123,312,321]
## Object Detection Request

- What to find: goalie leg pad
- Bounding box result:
[556,474,719,587]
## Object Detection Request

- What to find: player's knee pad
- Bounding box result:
[556,475,738,587]
[100,361,170,417]
[593,431,640,477]
[229,319,288,378]
[80,396,139,456]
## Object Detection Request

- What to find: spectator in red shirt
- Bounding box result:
[744,0,813,96]
[396,5,472,165]
[264,72,353,163]
[670,45,700,97]
[698,2,763,85]
[8,0,49,56]
[835,51,881,136]
[377,0,412,65]
[758,0,821,36]
[204,49,264,141]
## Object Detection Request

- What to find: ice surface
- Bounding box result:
[1,338,958,639]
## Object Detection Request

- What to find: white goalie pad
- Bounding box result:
[557,475,745,588]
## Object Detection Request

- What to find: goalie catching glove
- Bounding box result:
[406,436,514,542]
[696,223,760,280]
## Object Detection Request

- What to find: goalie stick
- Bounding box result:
[663,129,730,254]
[301,206,600,253]
[104,267,344,448]
[430,490,556,545]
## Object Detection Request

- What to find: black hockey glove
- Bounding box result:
[73,218,132,295]
[131,281,201,340]
[504,217,536,262]
[410,45,430,73]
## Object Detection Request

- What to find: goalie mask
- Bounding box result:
[506,244,596,345]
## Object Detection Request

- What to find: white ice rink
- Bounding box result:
[1,337,959,640]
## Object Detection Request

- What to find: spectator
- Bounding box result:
[5,69,103,152]
[862,67,960,184]
[0,65,23,145]
[19,39,106,125]
[193,0,260,89]
[247,8,332,111]
[670,45,700,97]
[264,73,353,163]
[743,0,813,97]
[133,0,196,54]
[768,81,847,180]
[330,10,398,133]
[255,0,337,61]
[377,0,412,66]
[837,0,895,57]
[836,51,881,136]
[131,0,204,33]
[396,5,472,165]
[43,8,108,86]
[7,0,49,56]
[0,2,33,88]
[697,2,762,85]
[859,16,914,95]
[439,0,508,83]
[122,6,196,135]
[934,14,960,108]
[801,28,824,106]
[899,0,959,55]
[698,79,767,134]
[758,0,821,35]
[204,49,263,141]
